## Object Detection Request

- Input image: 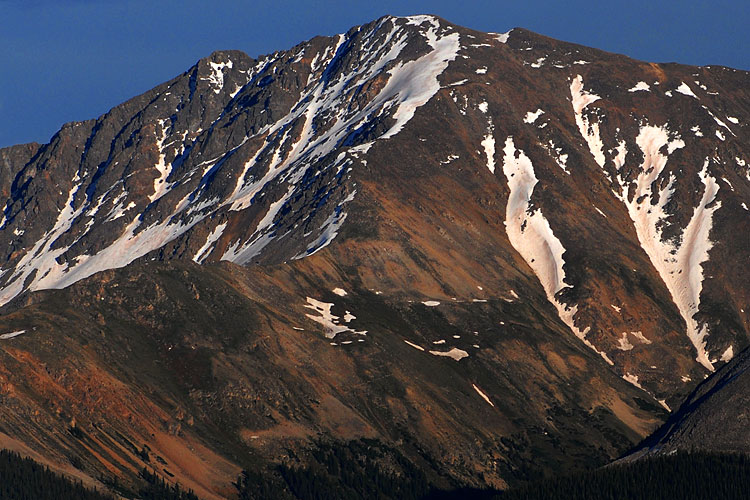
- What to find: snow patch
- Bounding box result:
[675,82,698,99]
[524,109,544,124]
[620,126,719,370]
[422,300,440,307]
[404,339,425,351]
[623,373,643,389]
[720,345,734,362]
[571,75,605,167]
[628,82,650,92]
[543,141,568,173]
[501,136,610,363]
[481,133,496,174]
[429,348,469,361]
[0,330,26,340]
[617,333,634,351]
[192,222,227,264]
[472,384,494,406]
[203,59,234,94]
[494,30,511,43]
[304,297,366,339]
[630,331,651,344]
[332,288,347,297]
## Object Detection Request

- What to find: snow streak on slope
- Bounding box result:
[571,75,605,168]
[219,16,459,263]
[0,16,461,307]
[501,137,612,365]
[621,125,719,370]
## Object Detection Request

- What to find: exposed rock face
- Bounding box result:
[629,345,750,458]
[0,14,748,496]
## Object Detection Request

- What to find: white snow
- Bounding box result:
[675,82,698,99]
[617,332,634,351]
[439,154,459,165]
[494,30,511,43]
[628,81,650,92]
[292,190,357,260]
[716,130,725,141]
[379,21,461,140]
[720,345,734,362]
[433,339,446,344]
[149,119,173,203]
[404,339,425,351]
[691,125,703,137]
[530,57,546,68]
[211,17,459,265]
[703,107,735,136]
[623,373,643,389]
[422,300,440,307]
[192,222,227,264]
[571,75,605,167]
[501,136,611,364]
[472,384,495,406]
[446,79,468,87]
[477,101,488,114]
[523,109,545,124]
[726,116,739,124]
[543,141,569,173]
[611,304,621,312]
[0,330,26,340]
[481,133,496,174]
[332,288,347,297]
[619,125,719,371]
[475,67,487,74]
[573,60,589,65]
[429,348,469,361]
[204,59,234,94]
[630,331,652,344]
[304,297,366,339]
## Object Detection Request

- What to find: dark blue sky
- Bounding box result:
[1,0,748,148]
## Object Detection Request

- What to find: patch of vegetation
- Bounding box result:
[137,467,200,500]
[236,438,432,500]
[0,449,113,500]
[492,451,750,500]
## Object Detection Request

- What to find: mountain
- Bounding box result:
[628,344,750,458]
[0,14,748,497]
